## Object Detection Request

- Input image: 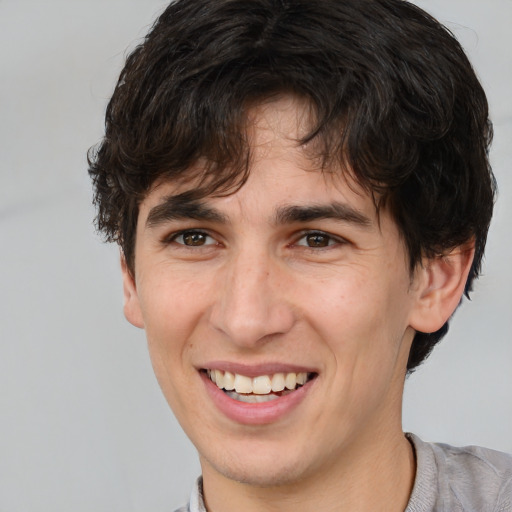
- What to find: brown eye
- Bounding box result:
[183,232,206,246]
[305,233,331,247]
[174,231,214,246]
[295,231,344,249]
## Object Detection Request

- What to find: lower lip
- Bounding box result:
[201,372,315,425]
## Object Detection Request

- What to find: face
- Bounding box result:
[123,97,429,489]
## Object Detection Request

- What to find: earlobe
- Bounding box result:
[121,253,145,329]
[409,243,475,334]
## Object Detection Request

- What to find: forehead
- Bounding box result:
[143,95,377,215]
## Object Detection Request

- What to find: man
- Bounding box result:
[88,0,511,510]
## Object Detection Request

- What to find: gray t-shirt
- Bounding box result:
[176,433,512,511]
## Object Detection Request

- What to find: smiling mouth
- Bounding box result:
[203,369,317,403]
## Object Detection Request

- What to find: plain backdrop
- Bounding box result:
[1,1,511,511]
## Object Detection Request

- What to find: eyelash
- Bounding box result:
[165,229,218,247]
[292,230,347,250]
[164,229,346,250]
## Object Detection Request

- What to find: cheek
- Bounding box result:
[307,273,388,335]
[139,268,211,337]
[138,274,213,422]
[136,272,212,394]
[307,269,412,371]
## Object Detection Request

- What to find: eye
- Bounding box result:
[295,231,341,248]
[171,230,216,247]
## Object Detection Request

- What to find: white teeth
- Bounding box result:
[207,370,311,396]
[214,369,224,388]
[296,372,307,385]
[271,373,286,392]
[223,371,235,391]
[253,375,272,395]
[234,374,253,394]
[225,391,280,403]
[285,372,297,390]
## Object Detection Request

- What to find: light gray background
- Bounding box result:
[1,1,510,511]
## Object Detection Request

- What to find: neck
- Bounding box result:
[200,427,416,512]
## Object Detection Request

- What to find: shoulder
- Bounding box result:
[407,433,512,511]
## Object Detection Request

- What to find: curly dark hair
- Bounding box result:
[88,0,496,373]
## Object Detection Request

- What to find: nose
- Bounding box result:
[209,250,296,348]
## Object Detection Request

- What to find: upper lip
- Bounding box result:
[198,361,318,378]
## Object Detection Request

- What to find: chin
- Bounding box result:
[198,434,325,489]
[207,456,310,488]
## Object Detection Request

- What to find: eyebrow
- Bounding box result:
[146,196,372,229]
[273,202,372,227]
[146,196,228,228]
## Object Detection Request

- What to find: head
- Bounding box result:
[89,0,494,374]
[89,0,497,492]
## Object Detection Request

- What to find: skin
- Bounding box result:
[122,96,474,511]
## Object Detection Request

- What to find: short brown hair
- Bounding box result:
[89,0,495,372]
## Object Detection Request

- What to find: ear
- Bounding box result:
[121,253,145,329]
[409,243,475,334]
